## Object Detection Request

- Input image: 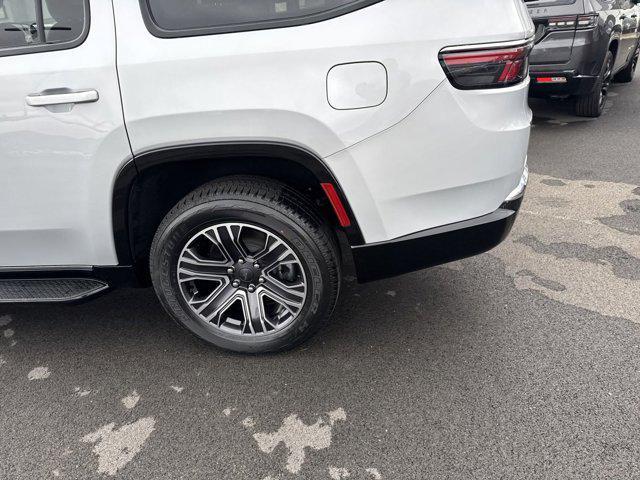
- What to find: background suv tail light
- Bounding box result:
[548,14,598,31]
[439,42,533,90]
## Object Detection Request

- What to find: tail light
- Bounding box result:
[547,14,598,31]
[439,42,533,90]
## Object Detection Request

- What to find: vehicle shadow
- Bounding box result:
[0,258,496,368]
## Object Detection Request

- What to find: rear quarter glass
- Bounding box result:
[139,0,383,36]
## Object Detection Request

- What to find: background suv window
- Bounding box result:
[143,0,381,36]
[0,0,88,54]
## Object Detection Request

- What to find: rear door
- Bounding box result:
[617,0,639,70]
[0,0,131,267]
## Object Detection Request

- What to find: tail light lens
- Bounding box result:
[439,42,533,90]
[576,14,598,29]
[548,14,598,31]
[547,15,577,29]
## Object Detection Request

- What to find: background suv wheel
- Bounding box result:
[150,176,341,353]
[574,51,613,118]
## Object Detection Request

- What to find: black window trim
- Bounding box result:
[0,0,91,58]
[138,0,384,39]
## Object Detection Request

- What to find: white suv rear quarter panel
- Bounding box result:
[114,0,530,156]
[326,80,532,242]
[114,0,532,244]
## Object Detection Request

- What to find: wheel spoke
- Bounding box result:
[187,278,228,307]
[235,293,255,334]
[211,225,245,262]
[255,241,291,270]
[178,249,232,282]
[260,277,305,313]
[245,291,264,331]
[200,282,241,323]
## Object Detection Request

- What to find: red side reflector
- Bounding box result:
[321,183,351,228]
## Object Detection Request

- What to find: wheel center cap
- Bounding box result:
[237,267,255,282]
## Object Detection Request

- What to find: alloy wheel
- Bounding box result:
[600,57,613,108]
[177,223,307,336]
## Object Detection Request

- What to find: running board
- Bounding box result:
[0,278,109,303]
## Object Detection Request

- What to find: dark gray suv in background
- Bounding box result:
[527,0,640,117]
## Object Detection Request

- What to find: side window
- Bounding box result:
[0,0,89,55]
[142,0,381,37]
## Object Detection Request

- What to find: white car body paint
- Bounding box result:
[0,0,532,266]
[0,0,130,266]
[325,80,531,241]
[327,62,388,110]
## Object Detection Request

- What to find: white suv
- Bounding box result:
[0,0,534,353]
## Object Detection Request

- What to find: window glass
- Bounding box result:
[147,0,365,32]
[0,0,86,51]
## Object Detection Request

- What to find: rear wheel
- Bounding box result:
[150,176,341,353]
[574,51,613,118]
[614,43,639,83]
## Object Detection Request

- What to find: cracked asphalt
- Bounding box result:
[1,77,640,480]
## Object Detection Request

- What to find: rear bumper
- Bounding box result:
[528,27,608,98]
[352,168,527,283]
[529,71,598,97]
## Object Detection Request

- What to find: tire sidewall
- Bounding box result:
[151,199,334,353]
[597,51,613,112]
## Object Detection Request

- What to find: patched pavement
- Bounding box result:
[2,79,640,479]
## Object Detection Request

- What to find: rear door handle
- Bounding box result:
[26,89,99,107]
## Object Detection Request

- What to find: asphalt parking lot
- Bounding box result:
[1,78,640,480]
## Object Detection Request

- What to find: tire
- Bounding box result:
[149,176,341,354]
[574,50,613,118]
[614,44,639,83]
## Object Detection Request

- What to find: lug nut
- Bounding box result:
[238,259,245,264]
[232,280,240,288]
[227,267,235,274]
[254,262,260,269]
[248,285,256,293]
[258,277,265,284]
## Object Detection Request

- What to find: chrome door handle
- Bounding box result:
[26,89,99,107]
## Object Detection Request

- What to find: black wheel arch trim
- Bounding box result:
[112,141,365,267]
